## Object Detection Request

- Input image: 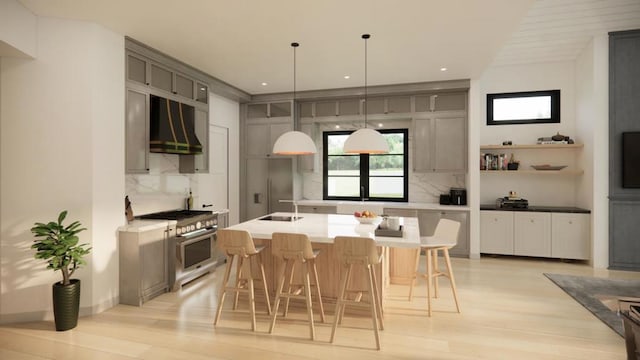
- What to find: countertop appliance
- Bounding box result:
[138,209,223,291]
[497,197,529,209]
[450,188,467,206]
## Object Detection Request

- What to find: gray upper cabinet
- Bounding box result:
[126,89,149,173]
[246,121,293,158]
[386,96,411,113]
[127,53,148,85]
[150,63,173,93]
[247,102,291,119]
[127,50,206,103]
[413,115,467,173]
[365,97,386,114]
[338,99,360,116]
[125,49,210,174]
[175,73,194,99]
[415,93,466,112]
[315,101,337,117]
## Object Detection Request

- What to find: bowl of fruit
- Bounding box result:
[354,210,378,224]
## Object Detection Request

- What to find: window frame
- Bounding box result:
[322,128,409,202]
[486,89,560,125]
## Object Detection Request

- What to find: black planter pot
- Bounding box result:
[52,279,80,331]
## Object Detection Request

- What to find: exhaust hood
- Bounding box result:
[150,95,202,155]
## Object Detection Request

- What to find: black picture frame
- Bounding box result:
[487,90,560,125]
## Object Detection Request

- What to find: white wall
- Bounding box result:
[0,0,37,58]
[575,35,609,268]
[478,61,580,206]
[0,16,124,322]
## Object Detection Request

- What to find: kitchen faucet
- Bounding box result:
[279,200,299,221]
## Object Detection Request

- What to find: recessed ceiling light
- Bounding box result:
[440,67,447,72]
[335,125,340,129]
[261,82,268,86]
[344,75,350,79]
[200,87,206,91]
[378,123,383,128]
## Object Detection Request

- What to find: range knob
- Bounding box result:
[190,224,196,231]
[196,221,202,229]
[182,226,188,233]
[176,228,182,235]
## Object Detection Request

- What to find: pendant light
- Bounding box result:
[272,42,317,155]
[343,34,389,154]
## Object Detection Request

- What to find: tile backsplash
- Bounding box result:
[125,153,198,215]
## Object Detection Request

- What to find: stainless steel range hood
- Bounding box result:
[150,95,202,155]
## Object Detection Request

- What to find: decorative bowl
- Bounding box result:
[355,216,378,224]
[531,164,567,171]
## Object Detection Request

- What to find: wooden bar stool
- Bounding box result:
[409,218,461,317]
[330,236,384,350]
[214,229,271,331]
[269,232,325,340]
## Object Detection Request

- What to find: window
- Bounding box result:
[323,129,408,201]
[487,90,560,125]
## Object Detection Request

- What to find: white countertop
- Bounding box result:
[226,212,421,248]
[117,219,176,233]
[296,199,470,211]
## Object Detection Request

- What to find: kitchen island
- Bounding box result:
[225,212,420,299]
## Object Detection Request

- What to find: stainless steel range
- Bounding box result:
[138,210,224,291]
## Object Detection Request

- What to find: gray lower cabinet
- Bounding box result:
[610,201,640,269]
[480,210,590,260]
[119,225,172,306]
[297,205,337,214]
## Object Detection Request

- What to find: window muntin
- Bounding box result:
[487,90,560,125]
[323,129,408,201]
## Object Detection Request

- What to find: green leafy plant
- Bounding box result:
[31,210,91,286]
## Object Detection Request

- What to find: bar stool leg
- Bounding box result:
[443,248,461,313]
[233,258,243,310]
[283,260,296,318]
[214,254,234,325]
[302,260,315,340]
[432,249,440,298]
[241,256,256,331]
[370,264,384,330]
[339,264,353,325]
[269,258,288,334]
[310,259,325,323]
[330,263,349,343]
[258,255,272,315]
[366,264,381,350]
[408,247,421,301]
[426,249,433,317]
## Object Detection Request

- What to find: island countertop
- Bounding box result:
[226,212,420,248]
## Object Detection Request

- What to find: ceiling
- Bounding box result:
[17,0,640,95]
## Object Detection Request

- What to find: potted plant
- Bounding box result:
[31,210,90,331]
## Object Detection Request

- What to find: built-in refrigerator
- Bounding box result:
[245,158,294,220]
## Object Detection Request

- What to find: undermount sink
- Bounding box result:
[258,215,303,222]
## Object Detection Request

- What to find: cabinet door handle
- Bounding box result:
[568,221,573,224]
[530,219,534,223]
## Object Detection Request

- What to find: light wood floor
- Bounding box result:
[2,256,639,359]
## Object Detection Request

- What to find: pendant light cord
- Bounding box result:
[362,34,370,129]
[292,42,299,130]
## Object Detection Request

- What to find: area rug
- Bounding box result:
[544,273,640,336]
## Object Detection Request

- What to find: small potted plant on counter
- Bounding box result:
[31,210,91,331]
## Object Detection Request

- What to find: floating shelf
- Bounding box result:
[480,170,584,175]
[480,144,583,150]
